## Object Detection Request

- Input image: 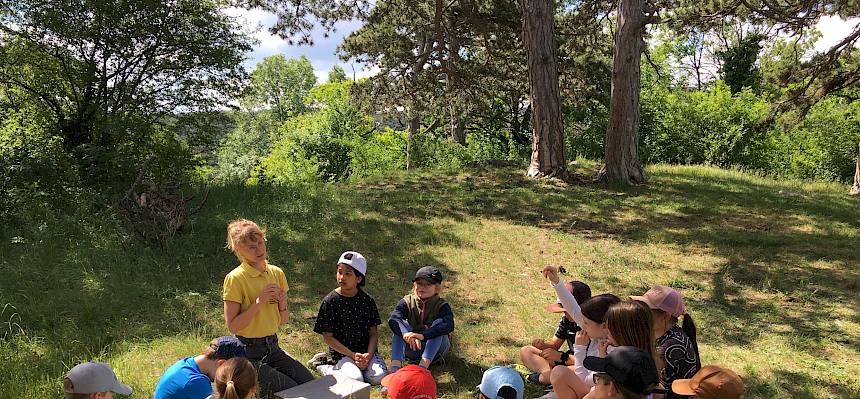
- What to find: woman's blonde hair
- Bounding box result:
[226,219,265,253]
[213,357,257,399]
[606,301,657,360]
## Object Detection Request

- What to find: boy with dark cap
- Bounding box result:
[63,362,133,399]
[582,346,660,399]
[154,336,247,399]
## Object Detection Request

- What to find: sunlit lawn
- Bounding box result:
[2,161,858,398]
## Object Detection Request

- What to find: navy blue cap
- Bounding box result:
[211,336,246,359]
[413,266,443,284]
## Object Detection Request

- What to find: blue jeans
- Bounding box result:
[391,319,450,364]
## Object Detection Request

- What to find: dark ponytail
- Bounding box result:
[680,312,701,369]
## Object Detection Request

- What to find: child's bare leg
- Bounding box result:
[550,365,589,399]
[520,345,553,383]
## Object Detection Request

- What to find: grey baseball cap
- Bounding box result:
[66,362,133,395]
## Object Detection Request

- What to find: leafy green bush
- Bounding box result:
[351,128,407,179]
[642,81,773,170]
[410,131,473,169]
[214,111,276,182]
[0,105,80,223]
[255,81,375,184]
[566,99,609,160]
[779,98,860,182]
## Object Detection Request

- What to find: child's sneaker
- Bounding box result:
[307,352,329,368]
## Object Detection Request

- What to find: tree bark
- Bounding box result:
[521,0,566,178]
[450,113,466,145]
[407,115,419,170]
[851,139,860,196]
[597,0,647,185]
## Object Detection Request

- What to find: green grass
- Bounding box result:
[1,161,859,398]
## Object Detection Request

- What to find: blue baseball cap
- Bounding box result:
[210,336,246,359]
[476,366,524,399]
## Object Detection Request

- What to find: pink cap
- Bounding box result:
[631,286,686,317]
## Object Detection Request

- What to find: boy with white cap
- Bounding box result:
[477,366,525,399]
[63,362,132,399]
[312,251,388,384]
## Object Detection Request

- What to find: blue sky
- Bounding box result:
[227,7,857,84]
[225,7,378,84]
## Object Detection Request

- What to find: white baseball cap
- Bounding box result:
[337,251,367,276]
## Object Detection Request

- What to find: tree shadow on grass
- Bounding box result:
[349,166,860,397]
[0,182,467,396]
[741,367,859,399]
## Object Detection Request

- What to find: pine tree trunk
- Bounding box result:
[521,0,566,178]
[851,139,860,196]
[451,113,466,145]
[407,115,419,170]
[597,0,647,185]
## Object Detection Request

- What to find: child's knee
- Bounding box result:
[520,345,538,359]
[430,318,444,327]
[334,361,364,381]
[549,365,570,384]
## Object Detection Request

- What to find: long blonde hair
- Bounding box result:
[213,358,257,399]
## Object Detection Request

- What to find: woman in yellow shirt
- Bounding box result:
[223,219,314,397]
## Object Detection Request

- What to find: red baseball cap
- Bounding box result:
[381,365,437,399]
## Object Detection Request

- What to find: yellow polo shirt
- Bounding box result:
[223,261,289,338]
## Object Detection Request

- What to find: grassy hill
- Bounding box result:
[1,161,858,398]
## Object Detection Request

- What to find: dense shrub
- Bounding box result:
[0,106,80,222]
[642,81,773,170]
[566,99,609,160]
[410,130,474,169]
[351,128,407,179]
[779,98,860,182]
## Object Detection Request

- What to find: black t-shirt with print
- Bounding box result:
[554,316,581,352]
[658,325,700,399]
[314,289,381,361]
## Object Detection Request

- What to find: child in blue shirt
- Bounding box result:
[154,336,247,399]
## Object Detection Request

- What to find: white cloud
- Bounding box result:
[814,16,860,53]
[314,65,381,84]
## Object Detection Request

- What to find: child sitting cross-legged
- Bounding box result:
[312,251,388,385]
[387,266,455,372]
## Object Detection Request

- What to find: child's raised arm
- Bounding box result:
[543,265,585,326]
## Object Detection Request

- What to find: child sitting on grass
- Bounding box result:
[209,357,258,399]
[632,286,701,398]
[541,265,621,398]
[63,362,132,399]
[222,219,314,397]
[388,266,455,372]
[520,278,592,384]
[312,251,388,385]
[154,336,247,399]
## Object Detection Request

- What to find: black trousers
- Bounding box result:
[238,335,315,398]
